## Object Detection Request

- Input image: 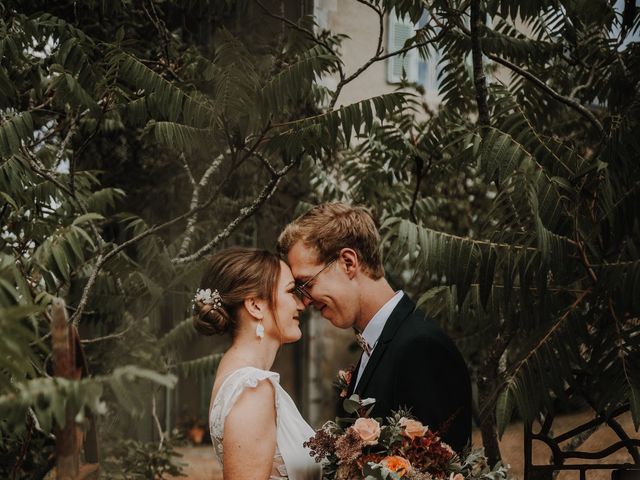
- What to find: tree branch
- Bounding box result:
[69,253,103,325]
[329,19,449,108]
[181,153,196,187]
[470,0,490,129]
[80,324,132,344]
[151,394,165,450]
[355,0,384,57]
[254,0,344,79]
[68,154,299,324]
[484,51,604,133]
[244,147,277,176]
[177,153,225,257]
[452,9,604,134]
[173,157,300,265]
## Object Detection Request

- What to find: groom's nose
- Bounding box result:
[302,295,314,308]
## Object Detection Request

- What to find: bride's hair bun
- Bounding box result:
[193,299,231,336]
[192,247,281,337]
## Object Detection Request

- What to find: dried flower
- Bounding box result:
[335,462,360,480]
[407,471,435,480]
[304,426,337,463]
[471,455,488,476]
[335,428,364,465]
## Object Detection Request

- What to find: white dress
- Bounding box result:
[209,366,321,480]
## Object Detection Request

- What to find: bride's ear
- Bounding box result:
[243,297,265,320]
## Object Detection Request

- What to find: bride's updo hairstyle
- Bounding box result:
[193,247,281,336]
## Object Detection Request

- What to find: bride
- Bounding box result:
[193,247,321,480]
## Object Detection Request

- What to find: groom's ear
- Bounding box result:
[339,248,359,279]
[244,297,265,320]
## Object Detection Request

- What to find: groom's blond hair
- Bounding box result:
[277,202,384,279]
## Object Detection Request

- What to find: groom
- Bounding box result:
[277,202,472,453]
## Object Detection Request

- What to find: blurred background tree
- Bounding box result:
[305,0,640,468]
[1,0,639,477]
[0,0,406,477]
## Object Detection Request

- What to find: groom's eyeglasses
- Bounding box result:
[294,259,337,302]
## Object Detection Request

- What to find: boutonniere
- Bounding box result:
[334,365,355,398]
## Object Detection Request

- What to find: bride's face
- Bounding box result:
[269,261,305,343]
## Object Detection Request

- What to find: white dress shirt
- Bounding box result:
[354,290,404,388]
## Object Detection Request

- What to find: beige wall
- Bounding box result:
[305,310,362,427]
[315,0,442,111]
[315,1,391,107]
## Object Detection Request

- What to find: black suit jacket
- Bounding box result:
[338,294,472,453]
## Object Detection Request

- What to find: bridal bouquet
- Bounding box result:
[304,395,509,480]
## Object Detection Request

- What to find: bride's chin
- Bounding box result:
[283,329,303,344]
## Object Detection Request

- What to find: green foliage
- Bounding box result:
[0,0,415,475]
[101,437,187,479]
[0,366,176,439]
[2,0,639,473]
[305,0,640,455]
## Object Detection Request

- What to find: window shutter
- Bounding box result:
[387,9,417,83]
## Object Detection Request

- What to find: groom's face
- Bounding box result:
[286,241,358,329]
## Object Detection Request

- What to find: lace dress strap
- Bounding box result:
[209,366,280,442]
[208,366,288,478]
[208,366,320,480]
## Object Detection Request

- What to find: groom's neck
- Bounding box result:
[354,277,396,332]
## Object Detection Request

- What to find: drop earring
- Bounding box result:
[256,320,264,340]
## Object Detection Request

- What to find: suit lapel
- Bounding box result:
[354,294,415,395]
[346,355,362,398]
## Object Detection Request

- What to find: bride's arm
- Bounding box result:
[222,379,277,480]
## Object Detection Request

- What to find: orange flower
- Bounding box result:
[381,455,412,476]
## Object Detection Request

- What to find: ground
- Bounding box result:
[169,411,638,480]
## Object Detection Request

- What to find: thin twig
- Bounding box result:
[409,154,427,223]
[569,62,599,99]
[23,149,74,197]
[509,290,589,381]
[254,0,342,77]
[24,148,108,253]
[484,52,604,133]
[70,253,103,325]
[81,324,132,344]
[70,155,299,322]
[330,23,450,108]
[355,0,384,56]
[244,147,276,175]
[152,394,165,450]
[574,214,599,285]
[478,289,590,421]
[453,14,604,134]
[53,115,77,170]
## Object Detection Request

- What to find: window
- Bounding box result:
[387,9,440,93]
[387,9,418,83]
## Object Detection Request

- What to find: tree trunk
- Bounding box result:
[51,298,80,480]
[477,369,502,467]
[470,0,490,129]
[477,328,513,467]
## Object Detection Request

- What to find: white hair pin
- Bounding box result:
[194,288,222,310]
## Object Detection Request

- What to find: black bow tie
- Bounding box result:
[355,332,373,356]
